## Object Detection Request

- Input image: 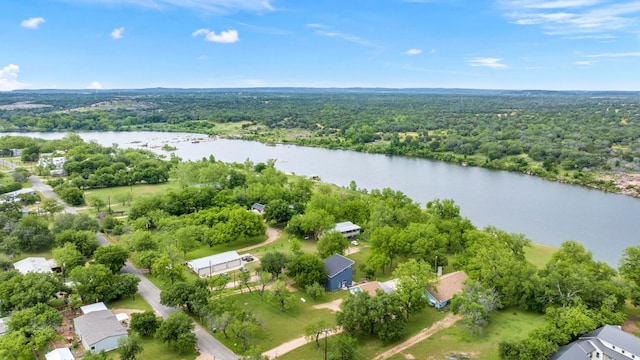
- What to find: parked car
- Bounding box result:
[219,272,230,279]
[351,240,359,246]
[240,266,249,272]
[242,255,254,262]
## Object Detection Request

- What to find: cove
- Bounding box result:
[6,131,639,267]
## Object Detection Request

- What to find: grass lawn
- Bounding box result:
[14,249,54,261]
[386,308,545,360]
[525,242,558,268]
[279,306,447,360]
[214,289,346,354]
[106,336,198,360]
[107,295,154,312]
[82,182,178,214]
[186,233,268,260]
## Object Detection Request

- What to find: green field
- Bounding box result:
[525,242,558,268]
[82,182,178,214]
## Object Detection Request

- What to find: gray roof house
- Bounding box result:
[74,310,128,353]
[334,221,361,238]
[187,251,242,278]
[324,254,355,291]
[551,325,640,360]
[13,257,57,274]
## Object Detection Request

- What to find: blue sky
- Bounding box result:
[2,0,640,91]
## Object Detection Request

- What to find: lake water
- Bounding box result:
[6,131,640,266]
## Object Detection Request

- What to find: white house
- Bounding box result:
[74,310,127,353]
[187,251,242,278]
[334,221,361,238]
[13,257,57,274]
[0,188,36,203]
[80,302,108,315]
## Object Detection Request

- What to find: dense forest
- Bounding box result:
[1,89,639,195]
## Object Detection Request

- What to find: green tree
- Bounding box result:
[259,251,289,279]
[303,319,334,348]
[620,245,640,305]
[155,312,196,353]
[160,282,209,313]
[263,199,293,224]
[317,231,349,259]
[52,213,100,233]
[451,280,502,335]
[40,198,64,218]
[305,282,326,301]
[151,252,185,285]
[11,214,54,251]
[54,229,99,256]
[52,242,86,274]
[117,332,143,360]
[287,253,328,289]
[227,311,263,352]
[93,245,129,273]
[392,259,437,320]
[130,311,161,336]
[369,225,407,273]
[0,271,61,312]
[268,279,295,312]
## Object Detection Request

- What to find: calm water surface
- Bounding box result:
[7,131,639,266]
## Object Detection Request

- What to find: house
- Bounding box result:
[9,149,22,157]
[0,188,36,203]
[187,251,242,278]
[349,281,395,296]
[38,155,66,169]
[334,221,361,238]
[324,254,355,291]
[13,257,57,274]
[251,203,265,214]
[551,325,640,360]
[74,310,128,353]
[45,347,75,360]
[426,270,467,309]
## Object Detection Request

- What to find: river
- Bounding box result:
[5,131,639,266]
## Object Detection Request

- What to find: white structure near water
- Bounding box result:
[187,250,242,277]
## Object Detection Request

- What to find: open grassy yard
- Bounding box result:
[105,336,198,360]
[525,242,558,268]
[214,289,346,354]
[386,308,545,360]
[82,182,178,214]
[278,306,447,360]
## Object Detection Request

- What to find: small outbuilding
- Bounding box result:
[426,270,468,309]
[251,203,265,214]
[334,221,361,238]
[349,281,395,296]
[324,254,355,291]
[45,347,74,360]
[74,309,128,353]
[187,251,242,278]
[80,302,108,315]
[13,257,57,274]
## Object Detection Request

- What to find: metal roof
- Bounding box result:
[13,257,55,274]
[73,310,127,347]
[80,302,108,314]
[334,221,361,233]
[324,254,355,278]
[187,251,241,271]
[45,347,74,360]
[583,325,640,357]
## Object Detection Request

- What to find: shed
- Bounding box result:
[334,221,361,238]
[324,254,355,291]
[45,347,74,360]
[13,257,57,274]
[74,310,128,353]
[187,251,242,278]
[80,302,108,315]
[251,203,265,214]
[426,270,468,309]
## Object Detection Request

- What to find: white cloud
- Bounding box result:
[499,0,640,37]
[20,17,45,29]
[0,64,27,91]
[574,60,597,65]
[111,27,125,39]
[586,52,640,57]
[469,57,509,68]
[406,48,423,55]
[192,28,239,43]
[87,81,103,89]
[313,29,378,48]
[63,0,273,14]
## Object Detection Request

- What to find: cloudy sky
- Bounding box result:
[2,0,640,91]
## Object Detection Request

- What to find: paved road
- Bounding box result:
[28,175,77,214]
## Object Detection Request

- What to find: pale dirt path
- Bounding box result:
[236,226,281,253]
[262,328,343,359]
[372,313,463,360]
[312,298,343,313]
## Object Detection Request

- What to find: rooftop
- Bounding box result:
[427,270,468,302]
[73,310,128,346]
[334,221,361,233]
[187,250,241,270]
[324,254,355,278]
[13,257,57,274]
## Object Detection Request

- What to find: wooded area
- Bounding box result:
[1,89,639,195]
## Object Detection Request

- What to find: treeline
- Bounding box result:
[2,90,639,194]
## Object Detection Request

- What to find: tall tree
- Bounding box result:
[93,245,129,273]
[317,231,349,259]
[155,312,196,353]
[117,332,143,360]
[392,259,437,320]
